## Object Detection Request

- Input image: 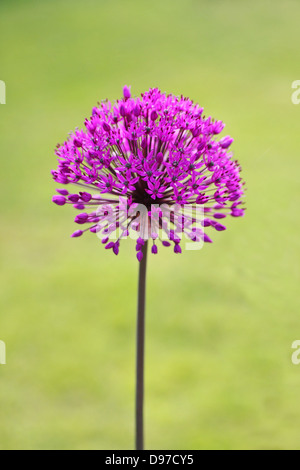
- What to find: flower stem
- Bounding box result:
[135,240,148,451]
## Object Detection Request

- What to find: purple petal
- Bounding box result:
[151,245,158,254]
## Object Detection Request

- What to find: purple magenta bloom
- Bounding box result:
[51,87,245,260]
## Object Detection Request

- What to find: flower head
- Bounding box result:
[52,87,245,260]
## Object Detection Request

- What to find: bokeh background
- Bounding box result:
[0,0,300,450]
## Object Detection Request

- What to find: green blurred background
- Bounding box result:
[0,0,299,450]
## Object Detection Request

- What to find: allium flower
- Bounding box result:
[51,87,245,261]
[51,86,246,451]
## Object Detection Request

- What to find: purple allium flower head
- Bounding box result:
[52,87,245,260]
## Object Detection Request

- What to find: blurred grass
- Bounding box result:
[0,0,300,450]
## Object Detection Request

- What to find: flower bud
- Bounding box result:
[214,223,226,231]
[71,230,83,238]
[52,195,66,206]
[75,213,88,224]
[73,138,82,148]
[213,120,225,134]
[133,104,141,117]
[68,194,80,203]
[79,192,92,202]
[73,204,85,210]
[56,189,69,196]
[203,233,213,243]
[123,85,131,100]
[174,243,182,254]
[102,122,111,133]
[151,244,158,254]
[219,136,234,149]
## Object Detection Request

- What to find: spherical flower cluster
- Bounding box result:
[51,86,245,260]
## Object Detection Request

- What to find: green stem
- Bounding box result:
[135,241,148,450]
